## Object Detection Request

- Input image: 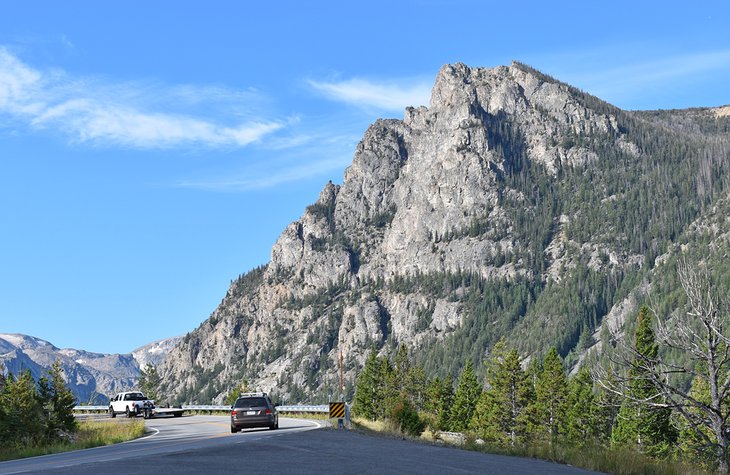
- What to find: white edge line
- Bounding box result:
[123,426,160,444]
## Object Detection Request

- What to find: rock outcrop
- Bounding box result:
[156,62,730,403]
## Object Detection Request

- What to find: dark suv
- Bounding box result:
[230,393,279,432]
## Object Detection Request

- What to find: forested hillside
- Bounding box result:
[157,62,730,413]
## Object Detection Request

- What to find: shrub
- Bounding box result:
[390,398,425,437]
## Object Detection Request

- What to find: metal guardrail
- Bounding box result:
[74,404,329,413]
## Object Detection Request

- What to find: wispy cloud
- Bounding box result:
[177,156,350,191]
[308,77,431,112]
[0,47,282,148]
[176,133,358,191]
[545,48,730,107]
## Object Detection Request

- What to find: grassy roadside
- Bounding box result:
[0,419,146,462]
[279,412,330,420]
[352,418,708,475]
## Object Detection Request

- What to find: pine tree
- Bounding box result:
[138,363,161,401]
[353,349,381,420]
[406,365,428,411]
[38,361,77,440]
[595,370,621,440]
[393,345,410,384]
[675,376,715,468]
[531,347,568,440]
[0,370,44,446]
[436,375,455,431]
[378,355,396,416]
[449,360,481,432]
[565,367,604,442]
[471,340,531,446]
[424,375,454,431]
[611,307,676,457]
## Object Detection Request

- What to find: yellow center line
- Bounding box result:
[204,421,231,427]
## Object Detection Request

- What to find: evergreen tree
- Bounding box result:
[424,376,442,415]
[138,363,161,401]
[406,365,428,411]
[378,355,396,416]
[449,360,482,432]
[37,361,77,441]
[471,340,531,446]
[611,307,676,457]
[390,345,427,410]
[436,375,455,431]
[0,370,43,446]
[595,370,621,440]
[565,367,604,442]
[531,347,568,440]
[393,345,410,383]
[425,375,454,431]
[675,375,716,468]
[353,349,381,420]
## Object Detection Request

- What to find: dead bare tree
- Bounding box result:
[597,260,730,472]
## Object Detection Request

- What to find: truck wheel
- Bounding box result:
[126,407,131,418]
[109,407,116,418]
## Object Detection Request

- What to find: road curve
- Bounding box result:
[0,415,321,475]
[0,416,600,474]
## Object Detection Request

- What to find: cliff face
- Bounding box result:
[157,62,730,403]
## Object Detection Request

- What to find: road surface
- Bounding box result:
[0,416,599,474]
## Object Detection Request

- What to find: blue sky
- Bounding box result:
[1,1,729,354]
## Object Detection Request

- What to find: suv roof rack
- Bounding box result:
[237,392,267,398]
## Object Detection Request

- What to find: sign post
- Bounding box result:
[329,401,346,429]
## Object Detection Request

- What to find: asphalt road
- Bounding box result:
[0,416,600,474]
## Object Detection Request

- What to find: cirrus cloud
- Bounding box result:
[0,47,283,149]
[308,76,431,112]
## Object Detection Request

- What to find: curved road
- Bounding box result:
[0,416,599,474]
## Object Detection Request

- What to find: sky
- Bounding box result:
[1,1,729,355]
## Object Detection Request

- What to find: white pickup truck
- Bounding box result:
[108,391,185,419]
[109,391,155,419]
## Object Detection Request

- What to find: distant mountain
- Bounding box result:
[155,61,730,404]
[132,337,184,368]
[0,333,181,404]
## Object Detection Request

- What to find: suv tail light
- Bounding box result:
[265,409,272,415]
[231,410,237,416]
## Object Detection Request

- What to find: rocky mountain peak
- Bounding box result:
[157,61,730,404]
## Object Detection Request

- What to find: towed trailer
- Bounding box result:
[152,406,185,418]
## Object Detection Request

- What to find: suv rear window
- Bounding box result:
[234,397,267,409]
